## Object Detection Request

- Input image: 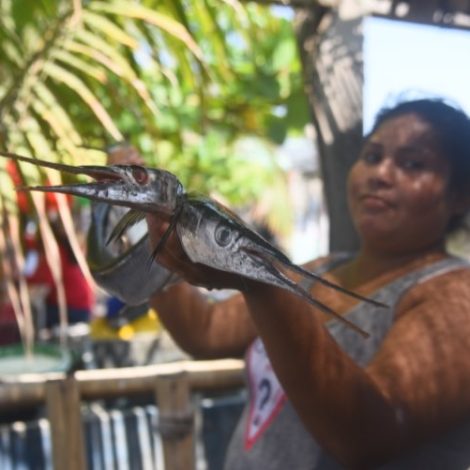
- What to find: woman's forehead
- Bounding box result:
[369,113,439,146]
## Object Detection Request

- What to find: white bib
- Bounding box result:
[244,338,286,449]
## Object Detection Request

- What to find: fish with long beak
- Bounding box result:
[1,151,184,216]
[1,151,386,337]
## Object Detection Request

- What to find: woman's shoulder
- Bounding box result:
[408,257,470,295]
[396,259,470,318]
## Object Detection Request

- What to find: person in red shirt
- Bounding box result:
[7,157,93,330]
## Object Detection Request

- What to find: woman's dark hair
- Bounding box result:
[370,98,470,232]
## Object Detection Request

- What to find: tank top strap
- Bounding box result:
[322,255,470,367]
[301,253,469,310]
[366,255,470,313]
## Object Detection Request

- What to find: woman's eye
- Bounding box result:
[361,152,381,165]
[131,166,149,184]
[401,159,425,171]
[214,223,233,247]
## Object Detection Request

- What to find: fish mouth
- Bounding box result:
[2,151,123,181]
[0,151,168,211]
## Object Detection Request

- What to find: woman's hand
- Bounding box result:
[103,144,254,291]
[106,143,145,166]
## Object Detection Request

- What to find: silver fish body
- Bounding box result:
[178,196,288,278]
[88,203,177,306]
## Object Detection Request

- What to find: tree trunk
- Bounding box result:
[294,6,364,252]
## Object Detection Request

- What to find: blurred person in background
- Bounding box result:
[26,216,95,329]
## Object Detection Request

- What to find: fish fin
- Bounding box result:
[106,210,146,246]
[255,256,369,338]
[280,260,387,309]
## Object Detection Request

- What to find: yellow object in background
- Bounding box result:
[90,309,162,340]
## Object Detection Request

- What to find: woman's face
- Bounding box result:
[348,113,460,255]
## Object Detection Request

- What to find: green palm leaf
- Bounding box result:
[42,61,123,140]
[90,1,204,60]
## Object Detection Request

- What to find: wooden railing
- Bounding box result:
[0,359,245,470]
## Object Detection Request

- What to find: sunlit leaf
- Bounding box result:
[43,61,123,140]
[32,82,83,147]
[83,10,138,49]
[90,0,204,60]
[51,49,108,83]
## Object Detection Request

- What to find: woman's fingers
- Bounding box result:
[146,214,188,268]
[146,214,171,248]
[106,144,145,166]
[145,213,247,290]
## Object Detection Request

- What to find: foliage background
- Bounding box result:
[0,0,310,223]
[0,0,310,346]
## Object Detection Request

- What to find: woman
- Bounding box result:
[115,99,470,468]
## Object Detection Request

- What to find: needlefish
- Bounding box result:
[1,151,385,337]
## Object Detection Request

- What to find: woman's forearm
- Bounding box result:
[243,284,405,468]
[150,283,256,359]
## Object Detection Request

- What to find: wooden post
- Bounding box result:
[46,377,86,470]
[155,371,195,470]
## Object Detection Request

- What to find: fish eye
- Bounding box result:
[215,223,233,247]
[131,166,149,185]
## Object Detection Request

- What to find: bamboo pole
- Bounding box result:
[1,360,245,470]
[0,359,245,408]
[46,377,86,470]
[155,372,195,470]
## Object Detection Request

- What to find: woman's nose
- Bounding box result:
[368,157,395,188]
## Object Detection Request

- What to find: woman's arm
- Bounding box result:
[150,283,257,359]
[145,212,470,466]
[242,269,470,468]
[150,258,331,359]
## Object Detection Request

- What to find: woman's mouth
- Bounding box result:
[359,194,394,211]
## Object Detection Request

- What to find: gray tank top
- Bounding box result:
[224,255,470,470]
